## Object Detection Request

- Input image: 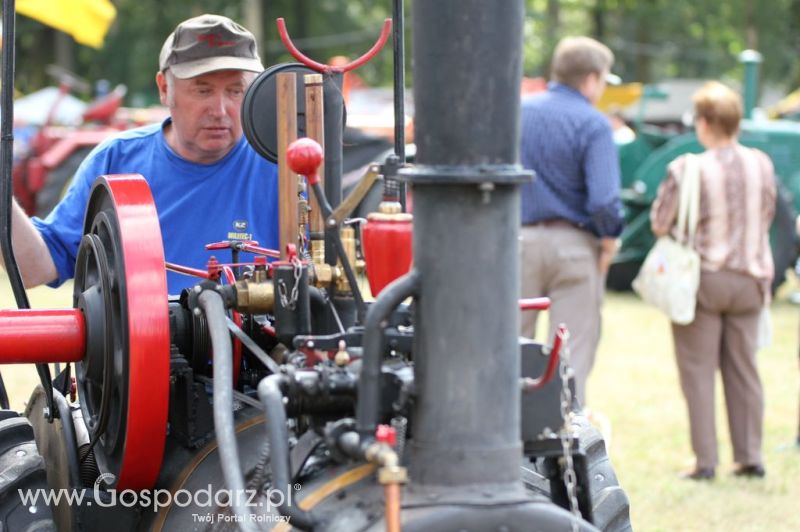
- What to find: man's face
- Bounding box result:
[156,69,253,164]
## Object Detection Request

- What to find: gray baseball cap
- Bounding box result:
[159,14,264,79]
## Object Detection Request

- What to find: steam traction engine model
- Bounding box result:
[0,1,630,531]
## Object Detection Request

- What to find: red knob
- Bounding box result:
[375,424,397,447]
[287,138,323,184]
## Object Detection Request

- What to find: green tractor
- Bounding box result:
[607,51,800,292]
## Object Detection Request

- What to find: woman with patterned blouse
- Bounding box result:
[651,81,776,481]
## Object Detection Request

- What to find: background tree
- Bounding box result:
[9,0,800,105]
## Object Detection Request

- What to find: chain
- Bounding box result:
[557,326,581,532]
[277,257,303,310]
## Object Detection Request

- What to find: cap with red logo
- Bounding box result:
[159,14,264,79]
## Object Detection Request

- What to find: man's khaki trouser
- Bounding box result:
[672,269,764,470]
[519,224,603,406]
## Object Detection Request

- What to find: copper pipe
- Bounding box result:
[384,482,401,532]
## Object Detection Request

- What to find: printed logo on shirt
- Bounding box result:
[228,220,252,241]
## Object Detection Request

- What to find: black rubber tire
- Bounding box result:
[35,147,93,219]
[523,415,632,532]
[0,412,56,531]
[770,183,799,293]
[573,415,632,532]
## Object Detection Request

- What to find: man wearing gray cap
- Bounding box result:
[2,14,278,293]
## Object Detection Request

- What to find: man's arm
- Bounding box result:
[583,121,624,273]
[0,200,58,288]
[598,237,620,276]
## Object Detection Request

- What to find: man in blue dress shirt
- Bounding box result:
[519,36,624,405]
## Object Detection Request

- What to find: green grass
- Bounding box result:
[588,282,800,532]
[1,273,799,530]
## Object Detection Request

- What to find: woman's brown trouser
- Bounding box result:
[672,269,764,470]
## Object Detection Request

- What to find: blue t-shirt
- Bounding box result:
[32,119,279,294]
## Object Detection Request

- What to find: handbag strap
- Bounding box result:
[676,154,700,246]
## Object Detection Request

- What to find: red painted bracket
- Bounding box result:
[522,323,567,392]
[519,297,551,311]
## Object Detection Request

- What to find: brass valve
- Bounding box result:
[233,262,274,313]
[308,229,362,291]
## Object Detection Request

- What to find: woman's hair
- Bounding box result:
[551,36,614,89]
[692,81,742,138]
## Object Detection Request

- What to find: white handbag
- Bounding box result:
[632,154,701,325]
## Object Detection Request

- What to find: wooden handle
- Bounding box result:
[277,72,299,260]
[304,73,325,235]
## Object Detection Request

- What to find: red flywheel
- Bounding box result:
[74,175,169,491]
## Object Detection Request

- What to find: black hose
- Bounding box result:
[0,0,54,420]
[356,269,419,439]
[199,290,256,532]
[257,374,317,530]
[52,389,81,487]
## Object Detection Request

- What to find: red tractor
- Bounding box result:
[12,82,154,219]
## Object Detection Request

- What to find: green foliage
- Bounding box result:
[522,0,799,88]
[9,0,800,103]
[12,0,400,104]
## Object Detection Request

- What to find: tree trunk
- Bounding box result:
[243,0,264,50]
[592,0,606,40]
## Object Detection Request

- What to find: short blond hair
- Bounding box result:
[693,81,742,138]
[551,36,614,89]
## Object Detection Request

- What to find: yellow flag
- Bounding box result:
[17,0,117,49]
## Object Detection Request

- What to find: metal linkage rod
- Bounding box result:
[0,0,53,414]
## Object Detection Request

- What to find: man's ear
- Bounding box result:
[156,71,168,106]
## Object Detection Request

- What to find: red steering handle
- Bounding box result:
[276,17,392,74]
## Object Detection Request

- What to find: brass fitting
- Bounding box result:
[366,211,413,222]
[355,258,366,275]
[377,200,403,215]
[299,198,309,226]
[335,226,357,293]
[378,465,408,485]
[234,278,274,313]
[334,340,350,366]
[365,442,407,484]
[311,262,338,288]
[310,238,325,265]
[252,261,269,284]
